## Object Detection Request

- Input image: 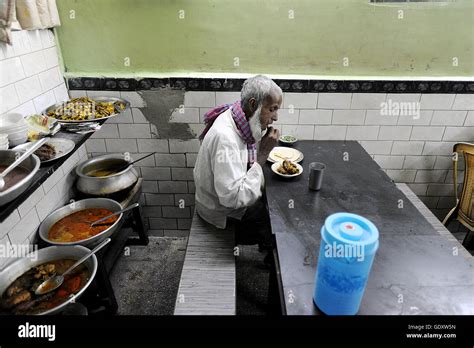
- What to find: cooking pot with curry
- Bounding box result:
[75,154,139,197]
[38,198,123,248]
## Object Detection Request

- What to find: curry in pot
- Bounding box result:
[0,259,91,315]
[48,208,118,243]
[0,165,29,192]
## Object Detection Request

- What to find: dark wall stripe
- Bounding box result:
[67,77,474,94]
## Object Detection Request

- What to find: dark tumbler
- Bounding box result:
[309,162,326,191]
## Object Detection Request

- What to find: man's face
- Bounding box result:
[258,93,282,130]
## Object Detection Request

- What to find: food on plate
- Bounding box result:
[25,115,59,141]
[47,97,95,121]
[280,135,297,142]
[0,165,29,192]
[277,160,300,175]
[47,97,126,121]
[114,101,126,111]
[48,208,119,243]
[34,143,56,161]
[269,147,302,162]
[95,101,115,117]
[0,259,90,315]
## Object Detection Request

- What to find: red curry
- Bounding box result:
[48,208,118,243]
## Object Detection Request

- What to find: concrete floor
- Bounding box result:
[236,245,270,315]
[109,237,187,315]
[109,237,270,315]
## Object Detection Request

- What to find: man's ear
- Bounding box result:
[248,98,257,113]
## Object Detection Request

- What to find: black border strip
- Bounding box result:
[1,315,473,346]
[67,77,474,93]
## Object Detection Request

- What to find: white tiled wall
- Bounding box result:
[0,29,77,269]
[76,89,473,235]
[0,29,69,117]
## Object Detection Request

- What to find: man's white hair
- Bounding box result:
[241,75,282,108]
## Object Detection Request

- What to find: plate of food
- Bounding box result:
[279,135,298,146]
[13,138,75,163]
[271,160,303,178]
[268,146,304,163]
[43,97,129,123]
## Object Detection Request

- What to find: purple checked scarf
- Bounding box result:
[199,100,257,165]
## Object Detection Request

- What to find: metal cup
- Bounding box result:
[308,162,326,191]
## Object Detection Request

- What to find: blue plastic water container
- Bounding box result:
[313,212,379,315]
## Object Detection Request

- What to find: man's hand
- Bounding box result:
[257,126,280,165]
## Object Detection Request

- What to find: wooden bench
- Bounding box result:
[174,211,236,315]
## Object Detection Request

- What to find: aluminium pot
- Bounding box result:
[75,154,138,196]
[0,150,40,206]
[38,198,123,248]
[0,245,97,315]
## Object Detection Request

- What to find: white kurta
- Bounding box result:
[194,109,264,229]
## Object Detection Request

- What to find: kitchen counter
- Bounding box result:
[0,127,101,223]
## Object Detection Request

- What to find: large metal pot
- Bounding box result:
[0,245,97,315]
[38,198,123,248]
[75,154,138,196]
[0,150,40,206]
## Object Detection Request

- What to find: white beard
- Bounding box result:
[248,105,263,143]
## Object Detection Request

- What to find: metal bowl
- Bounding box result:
[38,198,123,248]
[0,150,40,206]
[0,245,97,315]
[75,154,138,196]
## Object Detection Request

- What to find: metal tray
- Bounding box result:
[42,97,130,123]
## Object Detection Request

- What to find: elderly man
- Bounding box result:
[194,75,282,259]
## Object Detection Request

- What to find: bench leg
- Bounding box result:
[267,236,285,315]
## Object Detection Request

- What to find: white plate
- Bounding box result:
[13,137,75,163]
[267,146,304,163]
[271,161,303,178]
[8,134,28,147]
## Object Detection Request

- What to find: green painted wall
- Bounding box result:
[56,0,473,79]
